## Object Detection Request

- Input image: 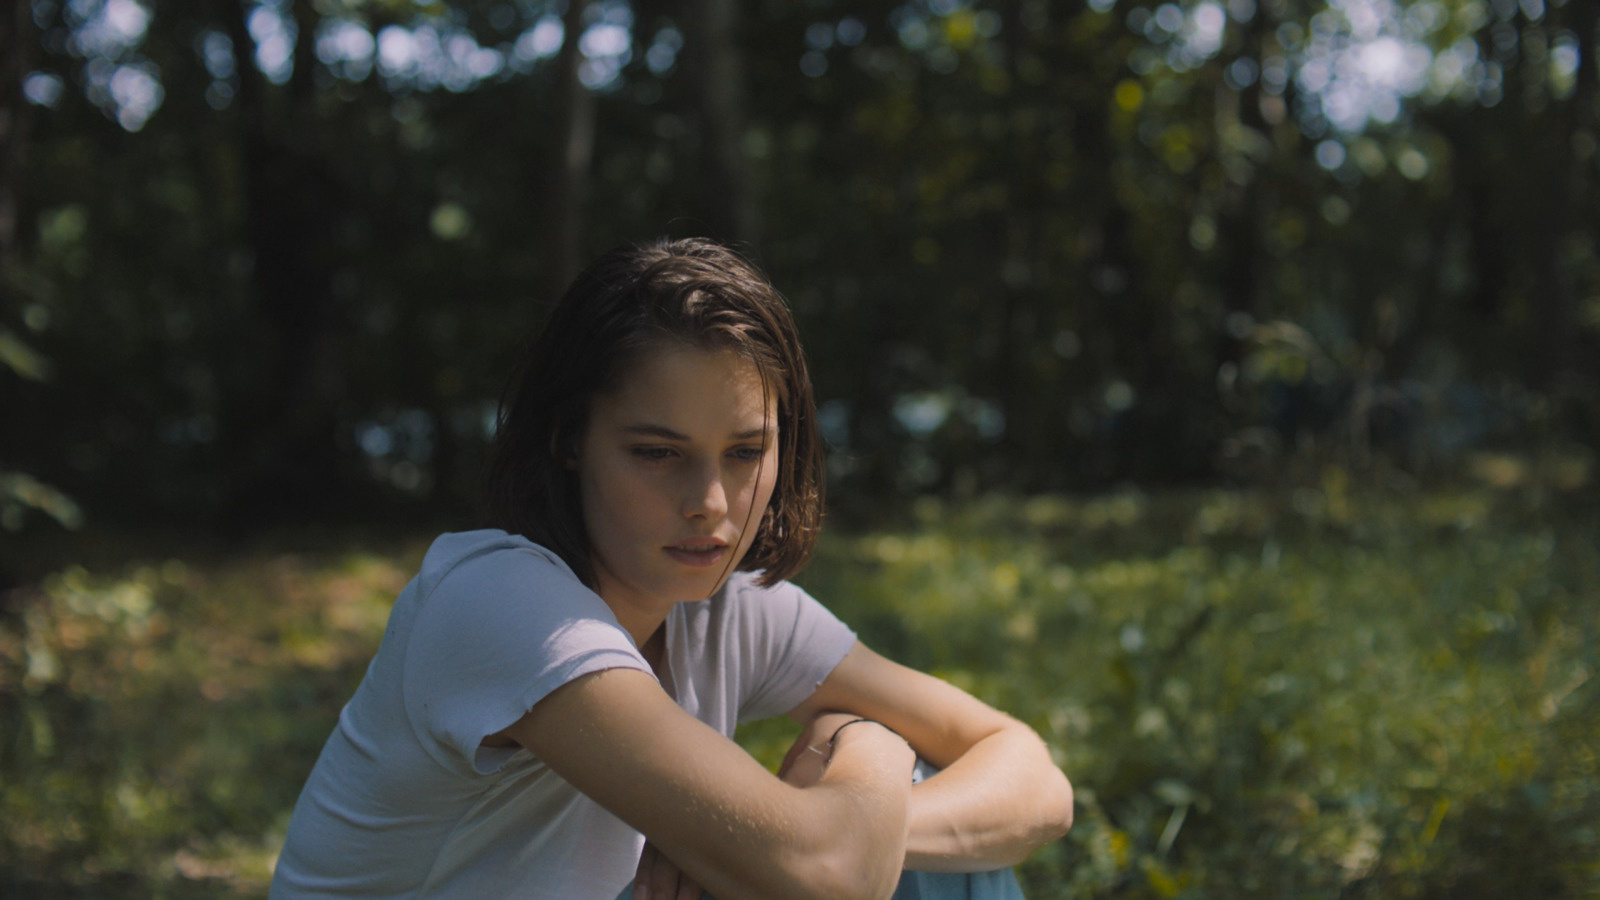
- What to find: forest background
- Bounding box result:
[1,0,1597,896]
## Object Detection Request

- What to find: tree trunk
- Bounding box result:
[0,0,32,287]
[547,0,595,294]
[1214,3,1272,378]
[681,0,758,248]
[1532,0,1598,394]
[215,0,349,519]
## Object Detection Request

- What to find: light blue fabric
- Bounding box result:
[888,867,1026,900]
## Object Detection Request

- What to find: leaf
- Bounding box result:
[0,469,83,530]
[0,328,53,381]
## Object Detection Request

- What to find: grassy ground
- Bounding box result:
[2,479,1596,898]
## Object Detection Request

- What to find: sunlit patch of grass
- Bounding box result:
[4,489,1597,897]
[794,487,1600,897]
[1,543,426,898]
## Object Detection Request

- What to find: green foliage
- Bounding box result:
[0,544,427,897]
[7,0,1598,520]
[789,486,1600,898]
[0,314,80,533]
[0,468,83,533]
[4,487,1596,897]
[0,327,54,382]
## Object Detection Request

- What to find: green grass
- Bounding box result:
[3,483,1597,898]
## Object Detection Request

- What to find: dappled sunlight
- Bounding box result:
[3,489,1597,895]
[1466,448,1594,491]
[794,487,1600,897]
[6,0,1596,891]
[0,543,426,896]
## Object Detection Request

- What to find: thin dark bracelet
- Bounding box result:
[827,717,888,746]
[819,714,921,778]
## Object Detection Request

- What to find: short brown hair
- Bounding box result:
[485,238,823,588]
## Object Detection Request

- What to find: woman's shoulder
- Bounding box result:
[708,571,837,633]
[417,528,584,598]
[402,529,640,690]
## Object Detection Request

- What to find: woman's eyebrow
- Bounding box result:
[623,423,688,440]
[622,423,769,441]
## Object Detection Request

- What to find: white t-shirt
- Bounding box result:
[270,529,857,900]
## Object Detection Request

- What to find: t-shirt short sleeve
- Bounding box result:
[402,538,651,774]
[730,577,858,723]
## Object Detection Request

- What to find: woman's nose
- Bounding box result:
[681,462,729,520]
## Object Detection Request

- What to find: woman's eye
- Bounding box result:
[633,446,676,460]
[731,446,765,462]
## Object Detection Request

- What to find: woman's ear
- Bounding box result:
[552,432,580,470]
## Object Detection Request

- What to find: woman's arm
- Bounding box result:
[496,666,916,900]
[787,642,1075,871]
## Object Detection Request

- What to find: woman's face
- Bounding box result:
[575,343,779,612]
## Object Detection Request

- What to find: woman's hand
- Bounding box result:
[632,841,702,900]
[777,710,862,788]
[788,643,1074,872]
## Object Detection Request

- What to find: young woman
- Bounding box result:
[270,239,1074,900]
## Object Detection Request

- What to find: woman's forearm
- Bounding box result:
[790,724,918,899]
[782,644,1076,875]
[903,724,1074,872]
[627,721,916,900]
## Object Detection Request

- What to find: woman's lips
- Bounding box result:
[664,543,728,568]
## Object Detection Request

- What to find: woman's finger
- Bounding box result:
[632,843,658,900]
[777,728,811,778]
[778,709,855,778]
[647,842,683,900]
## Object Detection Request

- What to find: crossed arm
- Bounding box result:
[500,641,1073,900]
[792,642,1075,872]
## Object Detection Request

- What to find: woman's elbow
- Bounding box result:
[1037,768,1075,842]
[983,764,1076,870]
[768,814,907,900]
[801,849,905,900]
[1006,764,1074,861]
[1012,724,1074,841]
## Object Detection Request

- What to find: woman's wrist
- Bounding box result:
[827,717,899,747]
[822,717,915,775]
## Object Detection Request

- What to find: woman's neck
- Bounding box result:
[601,591,671,651]
[638,623,668,675]
[591,564,678,652]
